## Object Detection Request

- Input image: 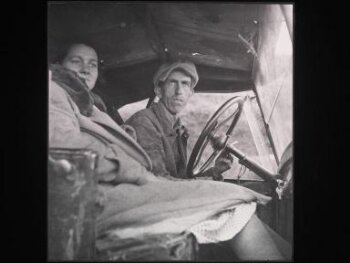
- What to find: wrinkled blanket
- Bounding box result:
[97,179,271,239]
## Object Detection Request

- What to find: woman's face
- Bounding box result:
[62,44,98,90]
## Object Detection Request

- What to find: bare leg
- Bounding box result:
[262,220,292,259]
[227,214,288,260]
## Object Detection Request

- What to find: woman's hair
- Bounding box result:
[52,40,100,64]
[51,40,106,88]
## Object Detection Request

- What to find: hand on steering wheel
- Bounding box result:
[213,149,233,175]
[187,96,244,177]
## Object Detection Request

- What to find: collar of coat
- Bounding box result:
[50,64,106,116]
[155,101,177,129]
[151,102,189,138]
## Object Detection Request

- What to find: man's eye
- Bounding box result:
[90,63,97,68]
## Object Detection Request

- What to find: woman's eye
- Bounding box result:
[70,59,81,64]
[90,63,97,68]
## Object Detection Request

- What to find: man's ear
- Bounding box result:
[154,86,162,99]
[190,88,194,96]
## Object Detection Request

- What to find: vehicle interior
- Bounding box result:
[48,2,293,261]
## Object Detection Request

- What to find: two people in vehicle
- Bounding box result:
[49,42,291,260]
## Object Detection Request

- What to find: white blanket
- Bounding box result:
[97,180,269,243]
[108,202,256,244]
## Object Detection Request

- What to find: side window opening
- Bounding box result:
[118,98,150,121]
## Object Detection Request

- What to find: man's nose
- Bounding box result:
[175,83,185,94]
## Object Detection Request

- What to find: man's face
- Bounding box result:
[156,71,194,115]
[62,44,98,90]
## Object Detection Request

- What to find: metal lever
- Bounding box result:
[276,179,286,200]
[210,135,279,183]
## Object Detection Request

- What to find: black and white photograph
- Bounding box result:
[48,2,293,261]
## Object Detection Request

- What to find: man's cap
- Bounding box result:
[153,61,199,89]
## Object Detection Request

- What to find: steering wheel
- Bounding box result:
[186,96,245,177]
[186,95,293,200]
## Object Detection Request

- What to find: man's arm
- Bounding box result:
[126,114,175,178]
[194,149,234,180]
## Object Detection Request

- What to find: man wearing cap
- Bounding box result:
[126,61,232,180]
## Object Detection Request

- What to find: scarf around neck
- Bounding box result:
[50,64,106,116]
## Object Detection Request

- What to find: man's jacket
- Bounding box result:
[126,102,189,179]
